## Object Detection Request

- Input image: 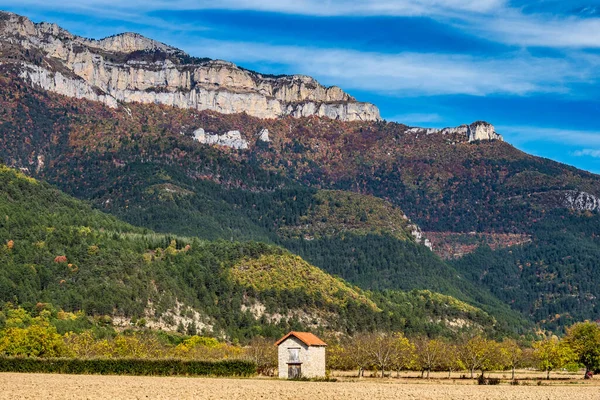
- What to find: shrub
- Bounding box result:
[477,375,500,385]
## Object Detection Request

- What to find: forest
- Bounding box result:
[1,67,600,334]
[0,165,511,340]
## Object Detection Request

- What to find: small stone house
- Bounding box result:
[275,331,327,379]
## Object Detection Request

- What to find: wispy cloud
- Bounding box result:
[465,11,600,48]
[182,39,598,97]
[0,0,506,18]
[497,126,600,147]
[4,0,600,49]
[573,149,600,158]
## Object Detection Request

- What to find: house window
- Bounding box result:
[288,348,300,363]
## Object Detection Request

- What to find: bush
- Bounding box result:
[0,357,256,377]
[477,375,500,385]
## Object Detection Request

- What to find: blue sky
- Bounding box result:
[2,1,600,172]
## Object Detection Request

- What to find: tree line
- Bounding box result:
[323,323,600,380]
[1,304,599,380]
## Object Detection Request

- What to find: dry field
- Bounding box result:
[2,373,600,400]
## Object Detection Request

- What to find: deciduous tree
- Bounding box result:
[533,337,575,380]
[564,322,600,378]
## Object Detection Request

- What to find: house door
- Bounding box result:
[288,364,301,379]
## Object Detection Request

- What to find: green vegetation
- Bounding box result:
[278,190,414,241]
[0,165,504,338]
[231,253,378,310]
[1,68,600,332]
[0,358,255,376]
[451,213,600,331]
[2,303,598,380]
[564,322,600,375]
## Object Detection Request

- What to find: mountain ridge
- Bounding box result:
[0,10,380,122]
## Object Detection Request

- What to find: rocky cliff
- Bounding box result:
[0,11,380,121]
[408,121,503,142]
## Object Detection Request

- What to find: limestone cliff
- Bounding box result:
[408,121,503,142]
[0,11,380,121]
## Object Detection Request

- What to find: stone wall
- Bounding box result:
[277,337,326,379]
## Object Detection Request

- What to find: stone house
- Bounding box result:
[275,331,327,379]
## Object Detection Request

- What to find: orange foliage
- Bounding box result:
[54,255,68,263]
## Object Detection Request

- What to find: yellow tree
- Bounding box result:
[414,338,445,379]
[439,342,463,378]
[63,331,97,358]
[343,333,373,377]
[390,332,415,378]
[458,336,501,378]
[0,324,66,357]
[533,337,575,380]
[499,339,524,380]
[563,322,600,378]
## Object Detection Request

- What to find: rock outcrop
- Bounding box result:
[408,121,503,143]
[464,121,503,142]
[0,11,380,122]
[257,129,270,143]
[193,128,249,150]
[563,190,600,212]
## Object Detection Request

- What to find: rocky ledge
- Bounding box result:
[0,11,380,122]
[408,121,503,142]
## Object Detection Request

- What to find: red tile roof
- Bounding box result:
[275,331,327,347]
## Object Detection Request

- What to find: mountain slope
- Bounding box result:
[1,11,599,332]
[0,165,510,339]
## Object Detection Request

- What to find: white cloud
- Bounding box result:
[4,0,600,49]
[0,0,506,17]
[497,126,600,147]
[465,10,600,48]
[183,39,598,96]
[573,149,600,158]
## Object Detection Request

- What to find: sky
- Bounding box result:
[2,1,600,172]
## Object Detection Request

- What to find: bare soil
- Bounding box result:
[2,373,600,400]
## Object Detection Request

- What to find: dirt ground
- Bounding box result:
[2,373,600,400]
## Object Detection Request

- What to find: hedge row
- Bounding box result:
[0,357,256,377]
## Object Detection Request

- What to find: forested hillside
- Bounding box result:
[1,35,600,332]
[0,164,512,339]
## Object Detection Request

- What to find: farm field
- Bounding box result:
[1,373,599,400]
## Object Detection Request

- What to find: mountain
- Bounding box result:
[0,164,503,340]
[1,11,599,333]
[0,11,379,121]
[0,74,529,333]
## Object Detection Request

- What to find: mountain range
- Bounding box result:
[1,11,599,338]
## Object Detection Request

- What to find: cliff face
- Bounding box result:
[0,11,380,121]
[408,121,504,142]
